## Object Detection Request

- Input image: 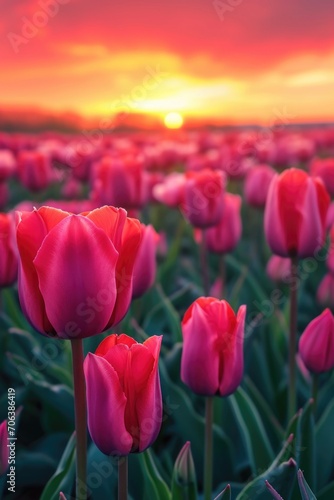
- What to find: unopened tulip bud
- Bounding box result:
[299,309,334,373]
[172,441,197,499]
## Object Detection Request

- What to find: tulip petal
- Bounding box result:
[16,208,69,335]
[34,215,118,338]
[299,309,334,373]
[107,217,142,327]
[298,179,325,258]
[218,305,246,396]
[95,333,137,357]
[86,206,127,252]
[84,353,132,455]
[136,336,163,451]
[264,174,290,257]
[181,301,220,395]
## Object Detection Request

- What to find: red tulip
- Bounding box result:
[204,193,242,253]
[84,333,162,456]
[17,150,52,192]
[310,158,334,196]
[264,168,330,258]
[181,297,246,396]
[0,419,9,476]
[132,224,160,299]
[0,212,18,287]
[244,165,276,208]
[317,274,334,309]
[299,309,334,373]
[182,169,225,228]
[16,206,141,339]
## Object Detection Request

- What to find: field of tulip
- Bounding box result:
[1,126,334,500]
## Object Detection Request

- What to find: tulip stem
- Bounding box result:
[204,397,214,500]
[288,256,298,421]
[118,456,128,500]
[71,339,87,500]
[200,230,210,295]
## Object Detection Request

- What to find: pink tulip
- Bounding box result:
[16,206,141,339]
[299,309,334,373]
[326,202,334,230]
[91,155,149,209]
[310,158,334,196]
[266,255,291,283]
[264,168,330,258]
[317,274,334,309]
[0,212,18,287]
[204,193,242,253]
[244,165,276,208]
[84,333,162,455]
[17,150,52,192]
[181,297,246,396]
[182,169,225,228]
[152,173,186,208]
[132,224,160,299]
[0,150,16,182]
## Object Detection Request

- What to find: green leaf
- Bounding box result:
[159,362,234,485]
[318,480,334,500]
[316,398,334,489]
[296,400,315,491]
[297,469,317,500]
[236,458,296,500]
[139,449,171,500]
[40,433,76,500]
[229,387,275,474]
[213,484,231,500]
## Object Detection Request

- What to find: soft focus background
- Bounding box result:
[1,1,334,499]
[1,0,334,130]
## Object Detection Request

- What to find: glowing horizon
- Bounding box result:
[1,0,334,126]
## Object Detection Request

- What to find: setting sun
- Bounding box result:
[164,112,184,129]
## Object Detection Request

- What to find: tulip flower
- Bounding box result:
[317,273,334,309]
[0,212,18,288]
[310,158,334,196]
[132,224,160,299]
[264,168,330,258]
[182,169,225,228]
[181,297,246,396]
[172,442,197,499]
[16,205,142,339]
[84,333,163,456]
[244,164,276,208]
[266,255,291,283]
[0,150,16,182]
[17,150,52,192]
[91,155,149,209]
[327,201,334,230]
[152,173,186,208]
[0,419,9,476]
[299,309,334,373]
[204,193,242,254]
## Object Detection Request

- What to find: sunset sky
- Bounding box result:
[1,0,334,127]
